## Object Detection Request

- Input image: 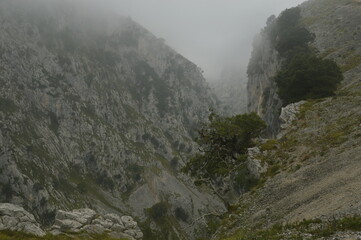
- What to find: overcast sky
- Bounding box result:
[106,0,306,80]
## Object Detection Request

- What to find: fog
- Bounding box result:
[103,0,306,80]
[12,0,306,80]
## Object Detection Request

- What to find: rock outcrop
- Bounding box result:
[246,147,268,179]
[51,209,143,240]
[279,101,306,131]
[0,203,45,236]
[0,203,142,239]
[247,19,283,136]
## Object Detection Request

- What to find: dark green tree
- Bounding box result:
[275,52,343,105]
[183,112,266,179]
[271,7,343,105]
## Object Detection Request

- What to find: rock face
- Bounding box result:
[246,147,268,179]
[0,203,45,236]
[0,0,225,238]
[279,101,306,131]
[247,19,283,136]
[51,208,143,240]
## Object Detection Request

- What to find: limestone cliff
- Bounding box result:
[247,0,361,136]
[247,15,283,136]
[0,0,226,239]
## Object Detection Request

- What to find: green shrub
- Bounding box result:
[275,53,343,105]
[270,7,343,105]
[174,207,189,222]
[182,112,266,179]
[147,202,168,222]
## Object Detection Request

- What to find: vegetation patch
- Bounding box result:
[0,231,128,240]
[265,7,344,105]
[182,112,266,179]
[341,55,361,72]
[220,216,361,240]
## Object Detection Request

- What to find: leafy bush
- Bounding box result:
[275,52,343,105]
[174,207,189,222]
[147,202,168,222]
[182,112,266,179]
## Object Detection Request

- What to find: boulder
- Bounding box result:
[51,208,143,239]
[121,216,138,229]
[279,101,306,130]
[82,223,107,234]
[247,147,268,179]
[105,213,123,225]
[0,203,45,236]
[92,217,114,228]
[54,218,83,232]
[56,208,96,225]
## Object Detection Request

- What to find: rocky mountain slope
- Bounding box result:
[216,0,361,239]
[0,0,226,239]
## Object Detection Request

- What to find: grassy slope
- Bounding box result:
[0,231,128,240]
[216,0,361,239]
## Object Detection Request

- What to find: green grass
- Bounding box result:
[341,55,361,72]
[0,231,129,240]
[220,216,361,240]
[260,139,279,151]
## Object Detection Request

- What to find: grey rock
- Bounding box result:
[54,219,83,231]
[105,213,123,225]
[279,101,306,130]
[0,203,45,236]
[51,208,143,239]
[121,216,138,229]
[111,223,125,232]
[18,222,47,237]
[247,147,268,179]
[56,209,96,225]
[92,217,114,229]
[247,26,283,136]
[82,223,107,234]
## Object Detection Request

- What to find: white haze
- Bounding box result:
[21,0,306,80]
[103,0,306,80]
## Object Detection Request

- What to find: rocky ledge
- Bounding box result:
[0,203,143,239]
[0,203,46,236]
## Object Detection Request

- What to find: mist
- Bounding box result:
[11,0,306,80]
[103,0,306,80]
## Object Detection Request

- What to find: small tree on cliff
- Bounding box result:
[182,112,266,179]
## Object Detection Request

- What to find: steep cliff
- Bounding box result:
[0,0,226,239]
[216,0,361,239]
[248,0,361,136]
[247,15,283,136]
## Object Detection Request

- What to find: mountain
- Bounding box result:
[215,0,361,239]
[209,66,248,116]
[0,0,226,239]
